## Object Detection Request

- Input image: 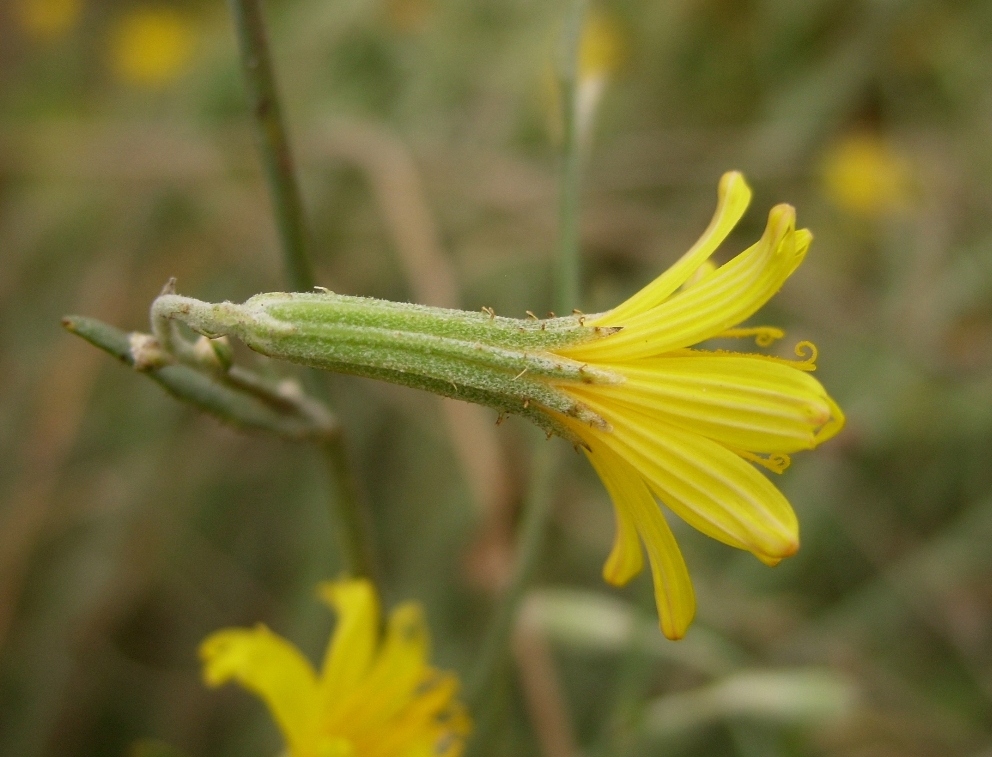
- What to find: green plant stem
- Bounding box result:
[466,441,559,711]
[228,0,313,292]
[321,435,376,580]
[554,0,588,316]
[227,0,376,580]
[62,316,336,441]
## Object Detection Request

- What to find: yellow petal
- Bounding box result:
[567,205,808,362]
[317,579,381,712]
[369,673,470,757]
[815,394,846,445]
[316,738,355,757]
[585,444,645,587]
[600,485,645,586]
[566,354,839,454]
[327,603,430,739]
[200,625,320,756]
[594,171,752,325]
[571,396,800,561]
[584,440,695,638]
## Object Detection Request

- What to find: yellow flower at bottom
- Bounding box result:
[547,172,845,640]
[200,579,470,757]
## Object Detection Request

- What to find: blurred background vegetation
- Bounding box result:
[2,0,992,755]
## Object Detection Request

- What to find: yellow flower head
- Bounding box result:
[821,132,913,217]
[108,7,196,87]
[200,579,471,757]
[139,173,842,642]
[548,172,845,640]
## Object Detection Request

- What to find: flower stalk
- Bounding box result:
[62,314,338,441]
[555,0,590,315]
[227,0,313,291]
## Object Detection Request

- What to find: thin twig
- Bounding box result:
[227,0,313,292]
[554,0,589,316]
[320,435,376,580]
[63,316,338,441]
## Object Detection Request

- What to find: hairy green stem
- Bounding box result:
[228,0,313,291]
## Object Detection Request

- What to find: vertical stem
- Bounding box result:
[554,0,589,316]
[227,0,377,580]
[228,0,314,292]
[321,434,377,580]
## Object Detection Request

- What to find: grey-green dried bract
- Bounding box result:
[64,315,336,441]
[151,291,623,439]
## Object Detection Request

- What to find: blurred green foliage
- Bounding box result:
[2,0,992,756]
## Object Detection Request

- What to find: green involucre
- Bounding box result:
[150,291,624,439]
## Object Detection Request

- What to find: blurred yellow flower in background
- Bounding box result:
[16,0,82,40]
[547,172,845,639]
[821,132,914,217]
[385,0,433,34]
[108,7,196,87]
[578,10,626,80]
[575,10,626,142]
[200,578,471,757]
[545,8,627,146]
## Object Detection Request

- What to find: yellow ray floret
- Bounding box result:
[200,578,471,757]
[549,171,845,639]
